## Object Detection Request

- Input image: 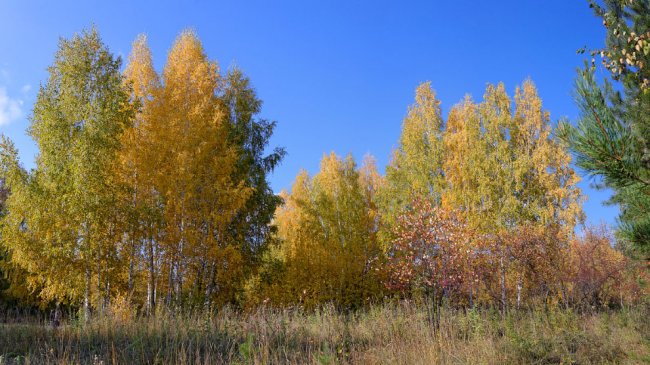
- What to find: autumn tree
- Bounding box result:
[439,81,583,310]
[269,153,383,308]
[140,31,251,308]
[378,82,444,246]
[505,224,570,309]
[567,225,648,308]
[441,96,483,224]
[120,34,162,313]
[118,31,284,311]
[0,28,133,319]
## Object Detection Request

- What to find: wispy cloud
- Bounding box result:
[0,87,24,126]
[21,84,31,94]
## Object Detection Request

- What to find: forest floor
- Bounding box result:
[0,303,648,364]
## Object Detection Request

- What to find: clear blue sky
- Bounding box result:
[0,0,617,229]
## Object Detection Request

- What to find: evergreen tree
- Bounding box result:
[558,0,650,252]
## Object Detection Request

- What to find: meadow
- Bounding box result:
[1,303,648,364]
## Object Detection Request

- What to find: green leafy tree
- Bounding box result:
[0,138,38,307]
[220,67,286,264]
[0,28,133,319]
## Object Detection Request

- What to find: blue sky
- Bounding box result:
[0,0,617,228]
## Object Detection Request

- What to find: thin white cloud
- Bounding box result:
[0,87,24,126]
[21,84,31,94]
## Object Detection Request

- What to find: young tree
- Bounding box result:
[506,224,569,308]
[384,198,476,309]
[567,225,648,308]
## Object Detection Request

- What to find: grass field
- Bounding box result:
[0,303,648,364]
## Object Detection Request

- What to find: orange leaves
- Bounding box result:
[118,30,255,308]
[567,225,648,308]
[268,152,384,308]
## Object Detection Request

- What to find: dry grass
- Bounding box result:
[0,303,648,364]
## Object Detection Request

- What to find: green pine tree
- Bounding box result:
[558,0,650,253]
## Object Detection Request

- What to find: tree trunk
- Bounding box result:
[84,266,91,322]
[146,280,152,315]
[194,261,205,301]
[516,277,522,310]
[128,236,135,293]
[469,281,474,310]
[104,280,110,311]
[166,260,174,307]
[175,259,183,306]
[147,237,156,315]
[97,260,103,314]
[204,262,217,310]
[500,253,507,315]
[52,302,62,328]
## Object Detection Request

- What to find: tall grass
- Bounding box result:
[0,303,648,364]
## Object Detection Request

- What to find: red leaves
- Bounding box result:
[383,197,477,301]
[381,203,647,309]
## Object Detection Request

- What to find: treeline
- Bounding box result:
[0,26,647,319]
[253,82,647,311]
